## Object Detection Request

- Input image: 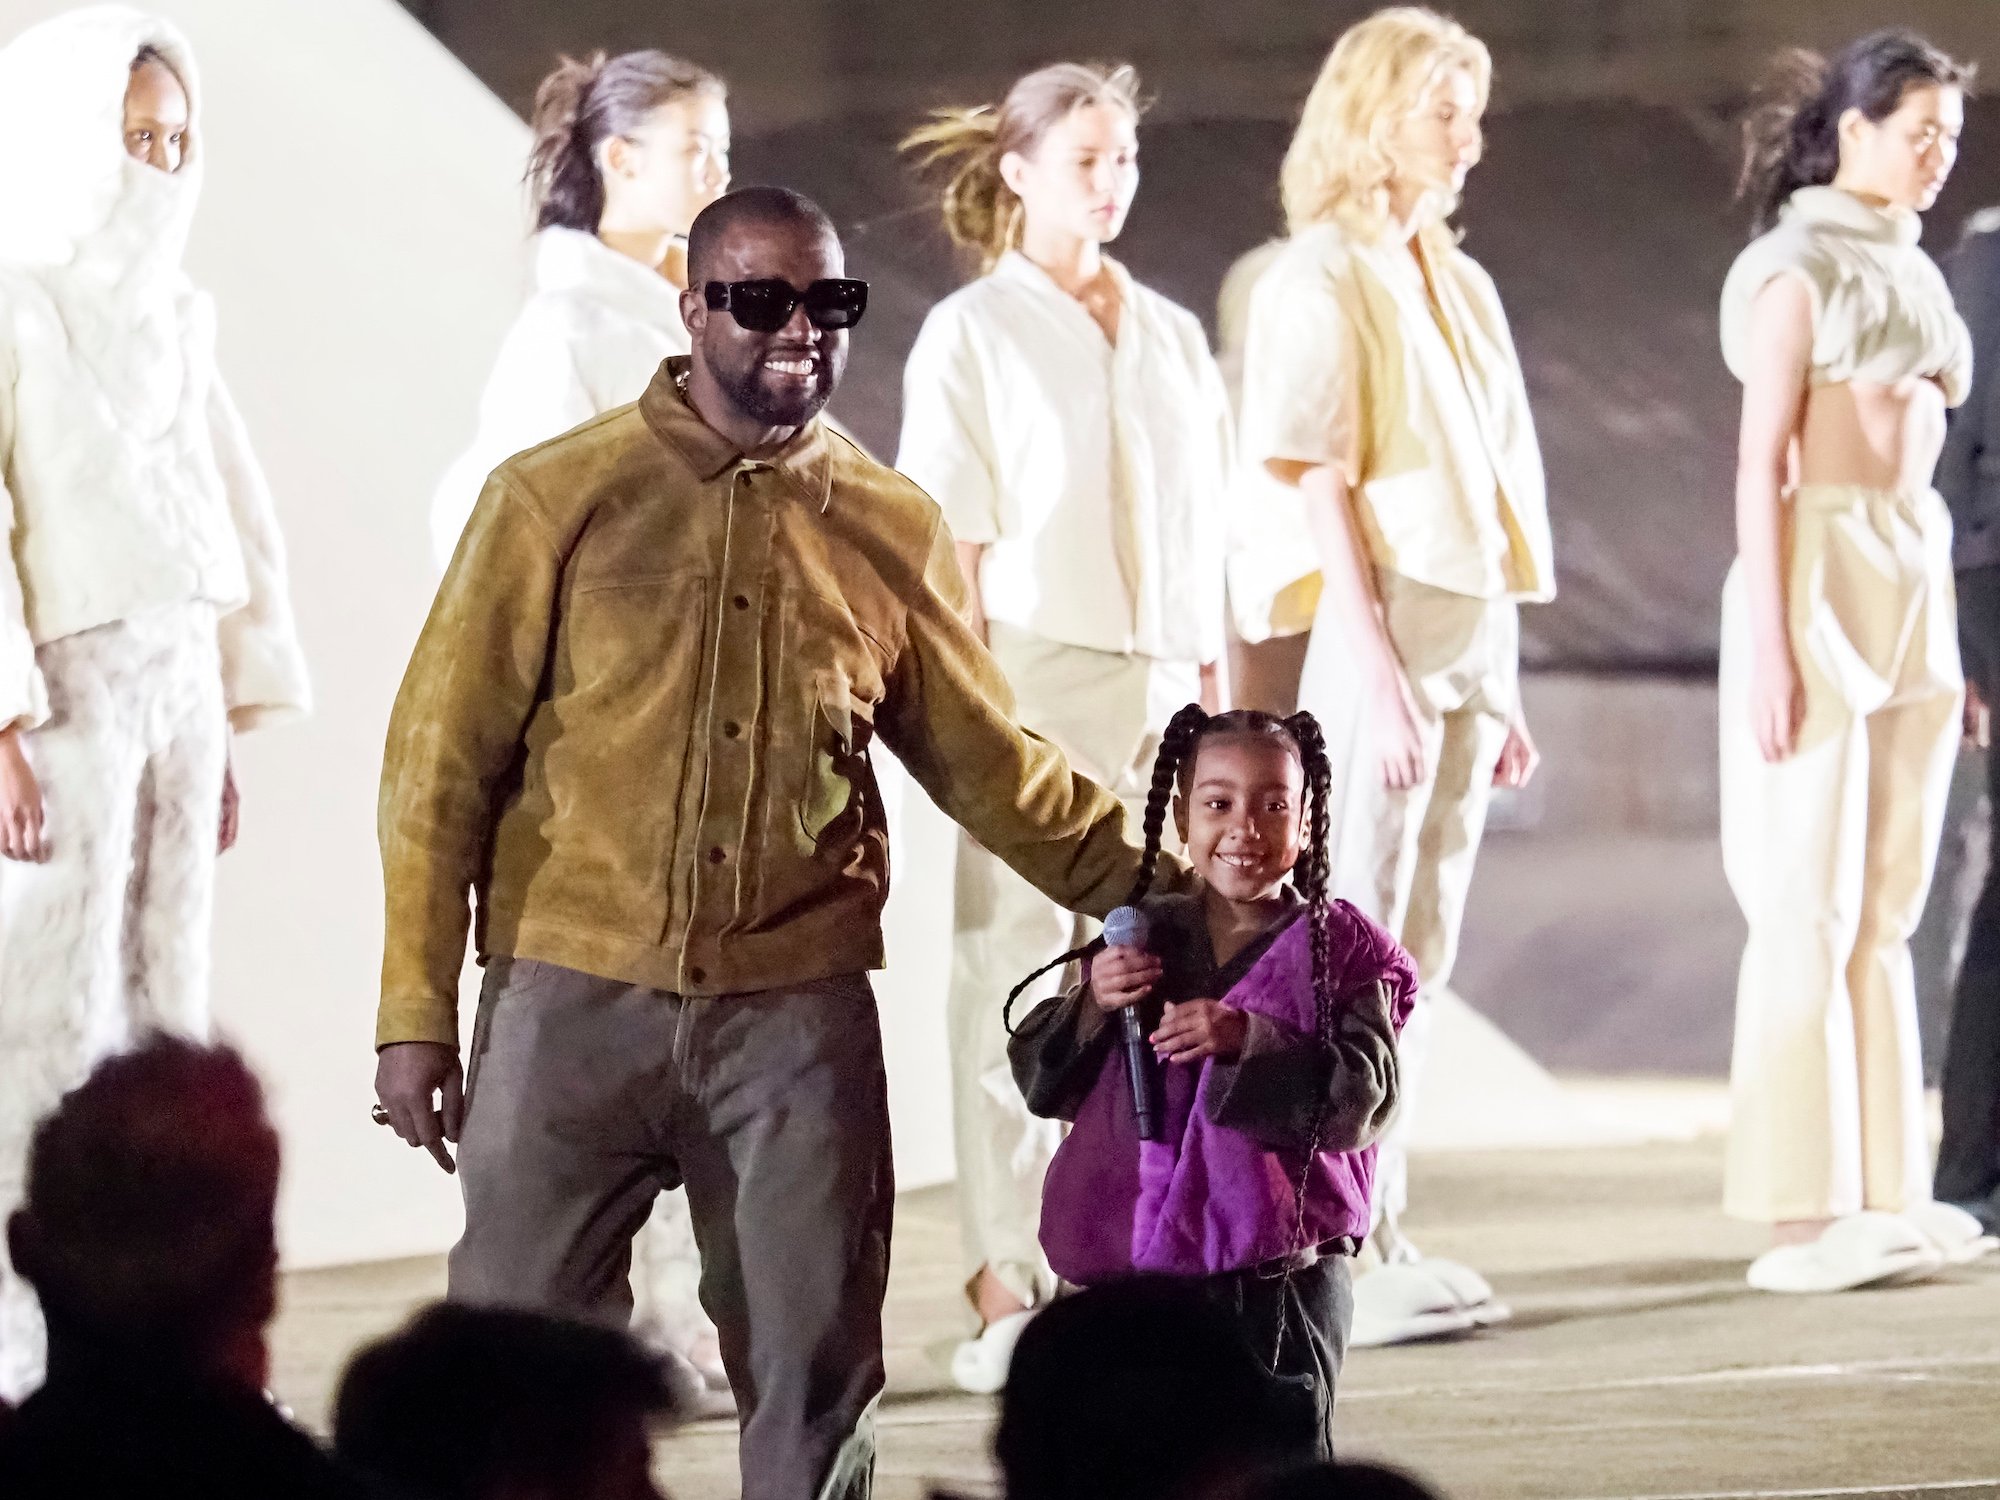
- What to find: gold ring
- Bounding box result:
[370,1103,391,1126]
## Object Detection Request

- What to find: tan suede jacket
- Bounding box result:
[378,358,1149,1047]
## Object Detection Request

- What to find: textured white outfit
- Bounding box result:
[1238,220,1553,1248]
[898,251,1228,1309]
[1718,187,1971,1222]
[432,221,712,1358]
[0,6,309,1400]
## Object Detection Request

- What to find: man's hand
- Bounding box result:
[1967,679,1991,750]
[1152,999,1247,1064]
[1088,943,1162,1013]
[375,1041,464,1174]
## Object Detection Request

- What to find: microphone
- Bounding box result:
[1102,905,1162,1141]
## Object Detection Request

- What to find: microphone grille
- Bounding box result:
[1102,905,1150,949]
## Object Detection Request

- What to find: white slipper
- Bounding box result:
[1350,1262,1481,1348]
[1417,1256,1513,1327]
[1902,1200,2000,1267]
[1746,1211,1944,1294]
[950,1309,1035,1394]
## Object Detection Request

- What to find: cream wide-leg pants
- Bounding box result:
[1300,572,1518,1250]
[1720,484,1962,1224]
[949,623,1199,1312]
[0,604,227,1400]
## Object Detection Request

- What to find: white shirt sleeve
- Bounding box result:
[0,326,46,733]
[896,306,1004,544]
[430,300,595,570]
[1239,243,1363,486]
[209,373,312,732]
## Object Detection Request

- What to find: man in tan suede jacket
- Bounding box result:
[372,187,1152,1500]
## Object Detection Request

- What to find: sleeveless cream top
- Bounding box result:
[1720,186,1971,404]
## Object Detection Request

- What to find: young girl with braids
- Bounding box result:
[1009,707,1415,1453]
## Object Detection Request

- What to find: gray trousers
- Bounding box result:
[450,959,893,1500]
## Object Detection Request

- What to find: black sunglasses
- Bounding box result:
[703,277,869,333]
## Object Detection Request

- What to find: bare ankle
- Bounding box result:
[969,1266,1031,1328]
[1772,1218,1833,1248]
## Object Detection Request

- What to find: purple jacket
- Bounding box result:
[1036,898,1416,1283]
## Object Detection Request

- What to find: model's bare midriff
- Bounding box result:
[1796,376,1948,495]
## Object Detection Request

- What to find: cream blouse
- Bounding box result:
[897,251,1230,666]
[1721,186,1971,403]
[1235,221,1554,632]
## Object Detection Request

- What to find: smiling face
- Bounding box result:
[1002,99,1140,247]
[1838,82,1963,213]
[684,213,848,432]
[1384,63,1483,206]
[1173,733,1306,905]
[123,54,189,174]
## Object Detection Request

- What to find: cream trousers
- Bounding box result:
[949,624,1198,1312]
[0,605,226,1400]
[1720,484,1962,1224]
[1300,572,1518,1245]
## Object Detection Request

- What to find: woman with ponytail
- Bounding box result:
[1007,706,1415,1456]
[894,63,1233,1391]
[426,48,732,1406]
[1719,31,1993,1290]
[1235,7,1549,1347]
[428,50,729,566]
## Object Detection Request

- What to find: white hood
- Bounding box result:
[0,5,201,280]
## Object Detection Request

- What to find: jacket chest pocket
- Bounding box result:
[799,669,875,849]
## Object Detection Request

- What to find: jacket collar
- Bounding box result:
[640,356,834,512]
[1785,185,1922,247]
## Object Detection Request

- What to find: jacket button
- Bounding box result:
[732,594,750,610]
[722,720,742,739]
[707,846,726,863]
[689,966,707,986]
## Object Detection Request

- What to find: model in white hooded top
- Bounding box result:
[425,49,737,1410]
[0,4,309,1399]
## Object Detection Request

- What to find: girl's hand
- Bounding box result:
[1494,707,1540,790]
[0,729,46,863]
[1751,644,1806,763]
[1088,943,1162,1013]
[1371,663,1428,791]
[1152,1000,1247,1064]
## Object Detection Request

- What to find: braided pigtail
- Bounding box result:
[1129,703,1210,907]
[1002,702,1209,1033]
[1271,709,1337,1366]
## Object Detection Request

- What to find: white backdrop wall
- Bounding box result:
[0,0,958,1269]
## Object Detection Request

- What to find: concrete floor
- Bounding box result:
[272,1134,2000,1500]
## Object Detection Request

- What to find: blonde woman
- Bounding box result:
[1237,8,1553,1346]
[429,49,734,1408]
[896,63,1230,1391]
[1720,31,1992,1290]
